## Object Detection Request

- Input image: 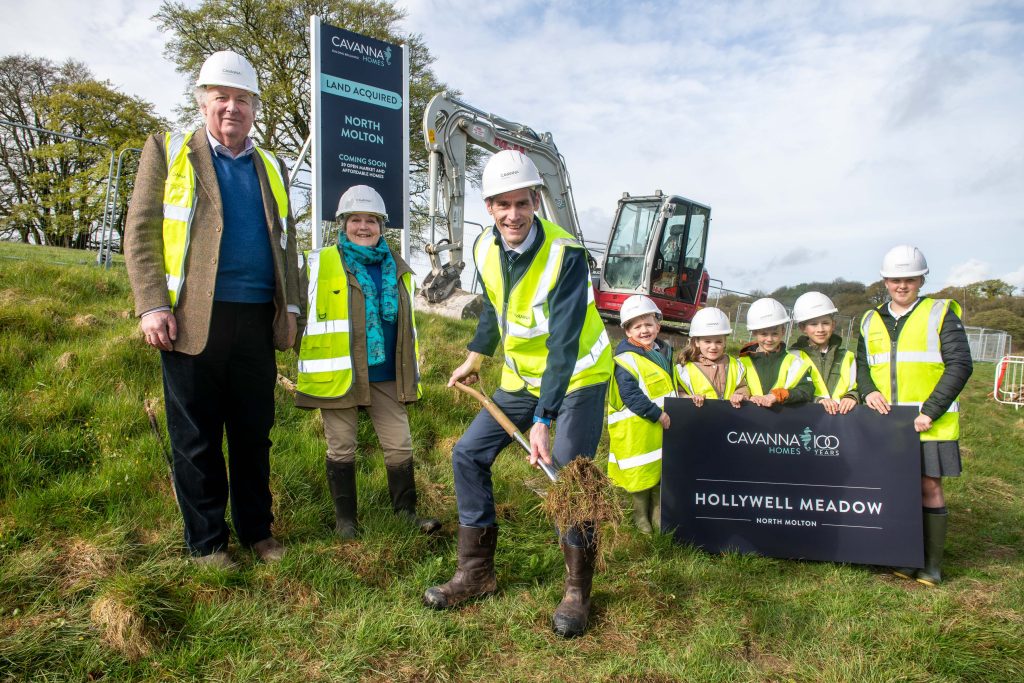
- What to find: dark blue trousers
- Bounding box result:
[452,383,607,547]
[161,301,276,556]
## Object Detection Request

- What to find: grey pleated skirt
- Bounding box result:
[921,440,962,477]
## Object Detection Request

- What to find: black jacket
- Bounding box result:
[855,299,972,420]
[613,337,674,423]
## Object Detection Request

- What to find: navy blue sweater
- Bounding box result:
[210,152,274,303]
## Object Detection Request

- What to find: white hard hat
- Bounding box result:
[619,295,661,328]
[746,297,790,331]
[689,307,732,337]
[481,150,543,199]
[792,291,838,324]
[336,185,388,222]
[197,50,260,96]
[880,244,929,278]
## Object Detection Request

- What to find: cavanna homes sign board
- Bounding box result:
[662,399,924,568]
[310,18,409,249]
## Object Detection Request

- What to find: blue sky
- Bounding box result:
[3,0,1023,294]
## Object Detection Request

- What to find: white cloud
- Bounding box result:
[1002,266,1024,292]
[946,258,992,286]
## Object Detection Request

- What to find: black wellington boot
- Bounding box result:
[916,510,948,587]
[551,541,597,638]
[325,459,358,539]
[423,525,498,609]
[385,460,441,534]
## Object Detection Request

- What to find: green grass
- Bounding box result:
[1,241,1023,681]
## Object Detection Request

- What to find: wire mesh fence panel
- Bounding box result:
[965,327,1013,363]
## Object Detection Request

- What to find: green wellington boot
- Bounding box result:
[650,484,662,533]
[916,510,948,587]
[385,460,442,534]
[631,488,653,534]
[325,459,358,539]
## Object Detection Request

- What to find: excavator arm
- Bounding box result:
[421,91,585,303]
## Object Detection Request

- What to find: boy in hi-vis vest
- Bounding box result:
[606,295,674,533]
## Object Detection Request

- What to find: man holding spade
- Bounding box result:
[422,150,612,638]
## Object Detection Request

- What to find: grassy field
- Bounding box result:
[1,241,1022,682]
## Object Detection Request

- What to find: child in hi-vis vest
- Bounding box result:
[674,307,748,407]
[606,295,674,534]
[790,291,858,414]
[738,298,815,407]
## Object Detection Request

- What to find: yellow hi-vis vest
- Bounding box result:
[161,130,289,309]
[296,246,422,400]
[860,298,961,441]
[675,356,745,399]
[739,351,811,396]
[473,217,612,397]
[805,349,857,400]
[606,352,674,492]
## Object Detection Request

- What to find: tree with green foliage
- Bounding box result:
[0,55,166,248]
[155,0,471,242]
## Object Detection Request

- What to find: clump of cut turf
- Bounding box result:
[90,594,154,660]
[541,457,622,568]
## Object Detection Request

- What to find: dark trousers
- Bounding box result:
[452,383,607,546]
[161,301,276,556]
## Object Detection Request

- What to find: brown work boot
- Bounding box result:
[386,460,442,535]
[252,537,286,563]
[423,525,498,609]
[551,541,596,638]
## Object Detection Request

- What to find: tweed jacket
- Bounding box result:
[124,127,300,355]
[294,245,420,409]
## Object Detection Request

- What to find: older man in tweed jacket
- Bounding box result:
[124,51,299,568]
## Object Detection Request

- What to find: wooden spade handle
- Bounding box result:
[453,381,558,482]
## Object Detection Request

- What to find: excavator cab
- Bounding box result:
[596,192,710,328]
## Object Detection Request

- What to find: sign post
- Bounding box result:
[310,17,409,250]
[662,400,924,568]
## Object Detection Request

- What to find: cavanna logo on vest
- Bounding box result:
[726,427,840,456]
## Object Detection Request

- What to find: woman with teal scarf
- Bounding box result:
[295,186,440,538]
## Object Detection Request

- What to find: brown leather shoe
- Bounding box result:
[423,525,498,609]
[551,541,596,638]
[193,550,235,570]
[252,537,286,563]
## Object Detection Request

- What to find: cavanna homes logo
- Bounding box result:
[331,35,392,67]
[726,426,840,456]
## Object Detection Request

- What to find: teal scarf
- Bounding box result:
[338,234,399,366]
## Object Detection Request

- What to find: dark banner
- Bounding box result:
[313,21,406,227]
[662,399,923,567]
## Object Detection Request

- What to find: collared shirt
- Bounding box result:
[206,127,255,159]
[500,221,537,254]
[887,297,921,320]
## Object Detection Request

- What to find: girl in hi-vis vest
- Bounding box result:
[858,246,972,586]
[674,307,749,408]
[606,295,674,534]
[738,298,816,408]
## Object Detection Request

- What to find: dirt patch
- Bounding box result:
[54,351,77,371]
[58,539,118,592]
[72,314,100,328]
[90,595,155,660]
[0,288,21,306]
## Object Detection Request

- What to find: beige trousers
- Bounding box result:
[321,381,413,466]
